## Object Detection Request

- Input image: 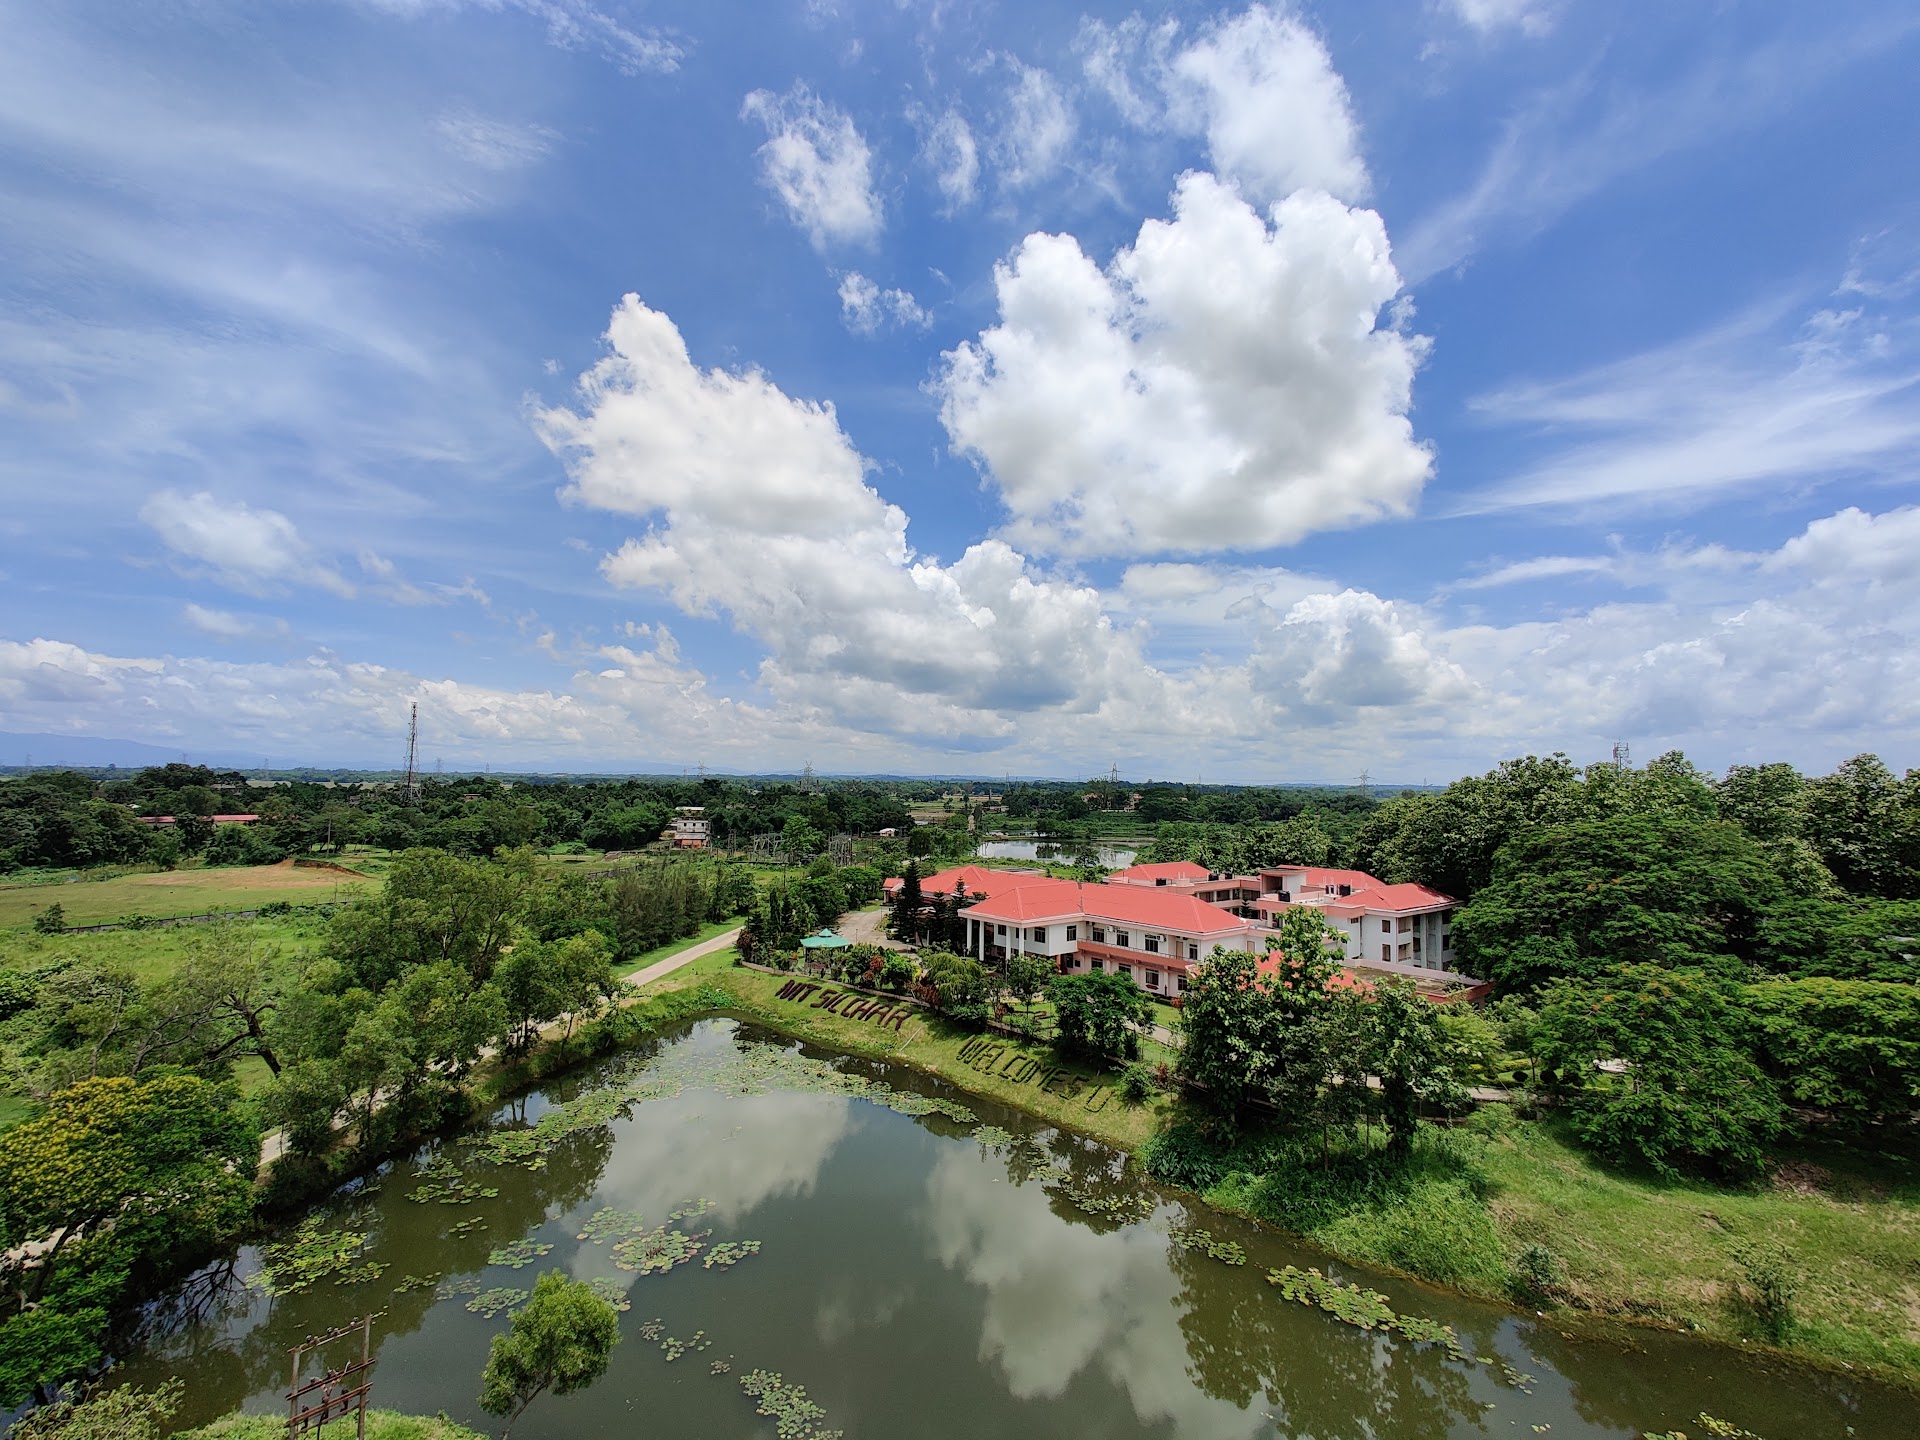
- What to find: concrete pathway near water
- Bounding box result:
[625,925,742,988]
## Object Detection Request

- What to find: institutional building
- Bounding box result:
[891,858,1480,1000]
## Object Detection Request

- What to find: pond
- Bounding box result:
[975,840,1138,866]
[113,1019,1913,1440]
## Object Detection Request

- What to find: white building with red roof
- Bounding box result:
[954,862,1475,1001]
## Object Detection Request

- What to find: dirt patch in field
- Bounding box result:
[1771,1160,1834,1197]
[125,863,360,892]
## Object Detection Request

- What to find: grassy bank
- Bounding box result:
[179,1411,485,1440]
[646,946,1175,1150]
[642,946,1920,1389]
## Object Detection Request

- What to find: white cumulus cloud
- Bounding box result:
[1078,4,1368,207]
[534,295,1200,742]
[1165,4,1369,206]
[936,171,1431,557]
[740,83,883,250]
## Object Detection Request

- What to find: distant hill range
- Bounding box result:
[0,732,278,771]
[0,731,1435,789]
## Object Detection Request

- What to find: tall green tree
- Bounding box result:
[1797,754,1920,899]
[887,859,923,942]
[0,1075,258,1404]
[1355,980,1471,1158]
[479,1270,621,1440]
[1049,971,1149,1064]
[1452,814,1787,993]
[1534,965,1782,1180]
[1742,977,1920,1137]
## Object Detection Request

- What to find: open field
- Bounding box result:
[0,860,374,929]
[0,909,337,987]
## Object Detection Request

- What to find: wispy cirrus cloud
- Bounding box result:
[1399,12,1920,283]
[1457,294,1920,516]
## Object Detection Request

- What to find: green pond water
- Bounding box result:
[112,1018,1916,1439]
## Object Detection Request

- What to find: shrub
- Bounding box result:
[1732,1239,1798,1342]
[1117,1063,1156,1105]
[1511,1242,1567,1305]
[258,899,294,918]
[32,903,65,935]
[880,954,917,992]
[1138,1122,1234,1191]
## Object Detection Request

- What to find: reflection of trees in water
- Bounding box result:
[116,1118,614,1429]
[1166,1240,1489,1439]
[1522,1321,1898,1440]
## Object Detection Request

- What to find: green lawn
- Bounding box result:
[0,862,373,929]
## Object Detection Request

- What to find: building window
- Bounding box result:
[1066,925,1077,941]
[1442,933,1452,950]
[996,925,1006,936]
[1381,945,1391,962]
[1118,965,1133,979]
[1091,926,1106,943]
[1176,974,1189,992]
[1116,931,1131,948]
[1032,927,1047,944]
[1145,969,1160,987]
[1145,935,1161,955]
[1187,943,1199,960]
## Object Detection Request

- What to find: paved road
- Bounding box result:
[838,905,909,950]
[624,925,742,987]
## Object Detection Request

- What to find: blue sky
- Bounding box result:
[2,0,1917,781]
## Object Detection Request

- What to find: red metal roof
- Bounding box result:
[882,865,1051,900]
[1108,860,1212,885]
[965,880,1250,934]
[1260,866,1453,910]
[1358,882,1453,912]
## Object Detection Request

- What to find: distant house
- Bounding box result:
[669,806,710,849]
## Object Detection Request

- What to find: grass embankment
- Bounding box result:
[1476,1113,1920,1376]
[645,945,1175,1150]
[179,1411,484,1440]
[0,860,373,929]
[644,946,1920,1387]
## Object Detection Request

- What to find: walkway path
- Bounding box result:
[624,925,742,987]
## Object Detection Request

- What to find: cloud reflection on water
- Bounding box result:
[921,1146,1267,1439]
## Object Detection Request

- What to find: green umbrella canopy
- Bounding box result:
[799,929,850,949]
